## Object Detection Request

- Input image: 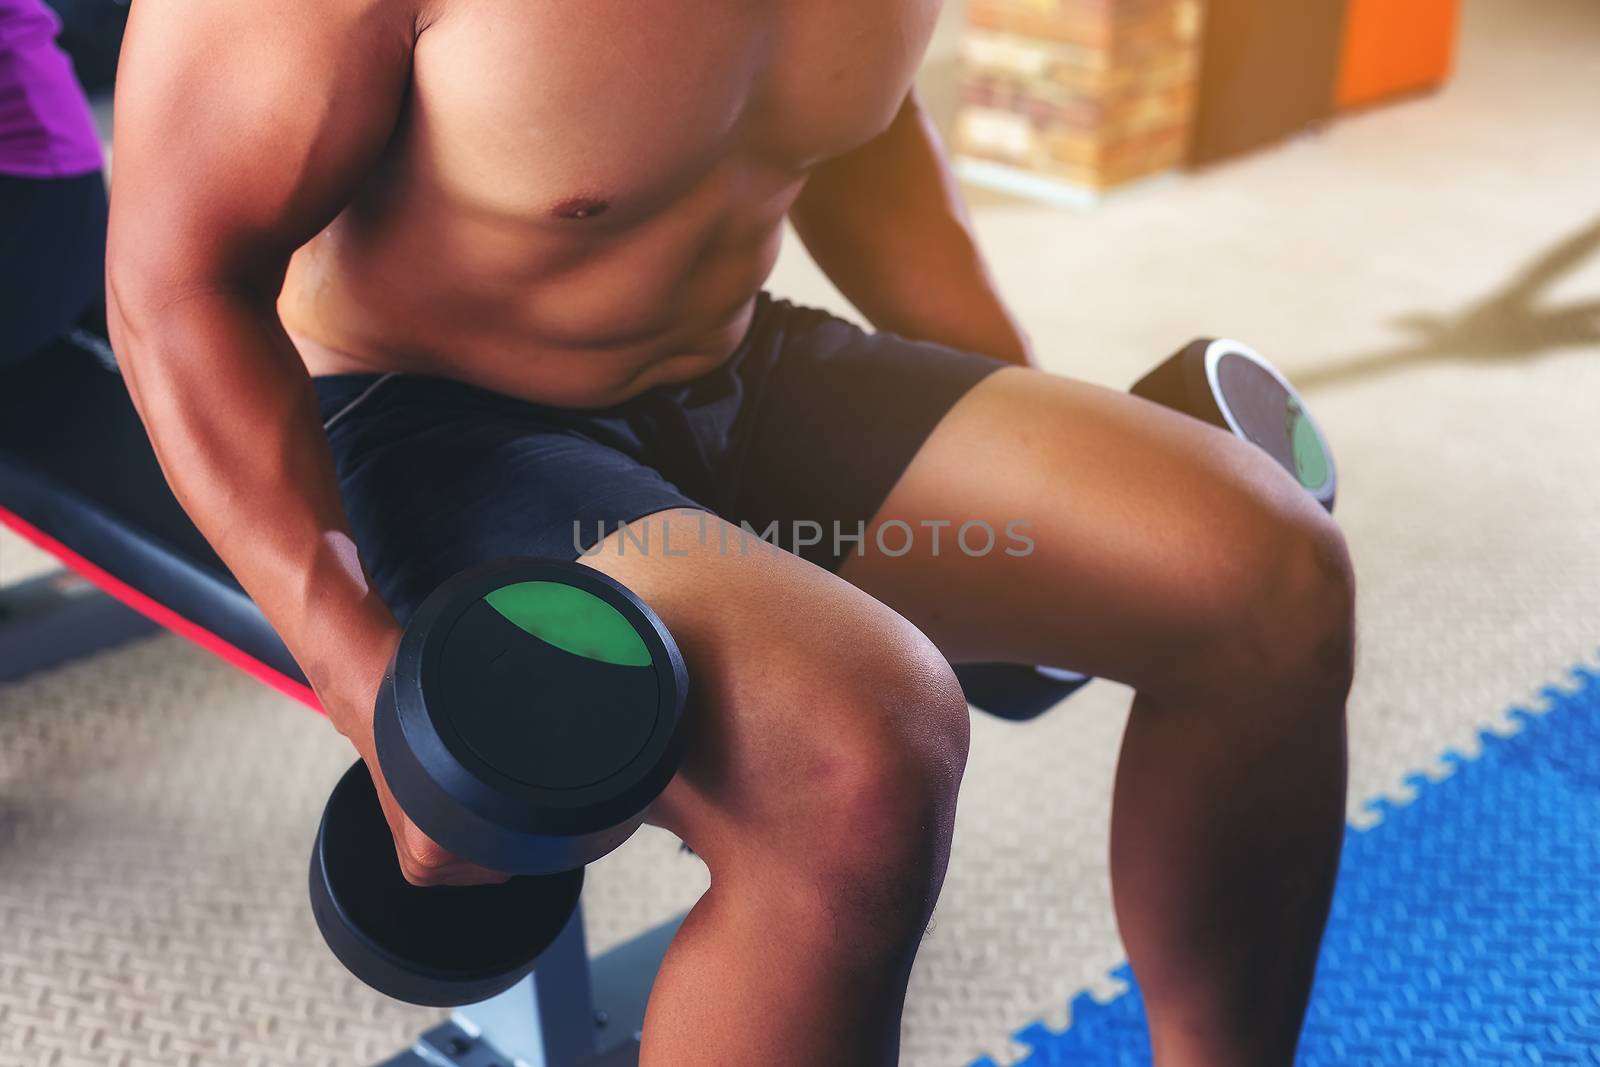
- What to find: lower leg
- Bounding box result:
[639,766,958,1067]
[1111,672,1349,1067]
[639,866,920,1066]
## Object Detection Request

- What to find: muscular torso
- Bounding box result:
[280,0,940,407]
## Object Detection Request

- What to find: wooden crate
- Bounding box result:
[955,0,1204,201]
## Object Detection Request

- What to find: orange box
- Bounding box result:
[1337,0,1461,109]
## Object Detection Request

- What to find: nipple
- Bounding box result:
[552,196,611,220]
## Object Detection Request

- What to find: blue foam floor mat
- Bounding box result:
[972,665,1600,1066]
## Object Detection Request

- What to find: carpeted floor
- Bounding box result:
[2,0,1598,1064]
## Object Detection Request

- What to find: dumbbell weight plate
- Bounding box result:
[1132,338,1337,512]
[310,761,584,1007]
[376,559,690,875]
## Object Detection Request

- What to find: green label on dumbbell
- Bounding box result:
[484,582,651,667]
[1289,401,1329,490]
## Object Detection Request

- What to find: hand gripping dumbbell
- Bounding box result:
[956,338,1337,721]
[309,559,688,1006]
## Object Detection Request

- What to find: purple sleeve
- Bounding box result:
[0,0,104,178]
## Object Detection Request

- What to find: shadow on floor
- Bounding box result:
[1299,215,1600,389]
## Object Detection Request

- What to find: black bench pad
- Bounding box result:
[0,339,308,697]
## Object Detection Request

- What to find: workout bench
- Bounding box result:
[0,330,1078,1067]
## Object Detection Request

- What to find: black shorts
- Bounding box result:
[315,294,1005,622]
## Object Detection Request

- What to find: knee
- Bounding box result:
[1262,506,1356,698]
[767,632,970,951]
[820,655,967,903]
[1194,494,1356,706]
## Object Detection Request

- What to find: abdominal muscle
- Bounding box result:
[279,166,803,410]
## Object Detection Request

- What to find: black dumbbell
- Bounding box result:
[956,337,1337,721]
[309,559,688,1006]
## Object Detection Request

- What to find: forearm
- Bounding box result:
[110,286,397,729]
[790,95,1033,365]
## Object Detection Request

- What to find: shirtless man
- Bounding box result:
[106,1,1354,1064]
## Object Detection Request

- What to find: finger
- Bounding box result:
[392,847,512,887]
[354,744,511,886]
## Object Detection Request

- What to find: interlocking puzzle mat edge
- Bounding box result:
[969,658,1600,1067]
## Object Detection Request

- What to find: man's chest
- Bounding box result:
[406,0,942,220]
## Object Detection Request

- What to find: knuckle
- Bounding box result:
[398,858,449,887]
[397,835,455,886]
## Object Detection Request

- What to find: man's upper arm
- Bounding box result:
[109,0,418,302]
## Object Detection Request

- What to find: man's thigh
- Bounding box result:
[578,508,964,851]
[838,366,1338,689]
